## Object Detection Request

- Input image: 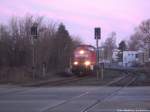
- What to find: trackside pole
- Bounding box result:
[31,22,38,80]
[101,62,104,80]
[94,27,101,80]
[94,27,104,80]
[96,39,99,80]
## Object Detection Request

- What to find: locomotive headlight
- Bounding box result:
[73,61,78,65]
[84,61,91,66]
[79,50,84,55]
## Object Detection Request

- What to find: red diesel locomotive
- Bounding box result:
[71,44,96,75]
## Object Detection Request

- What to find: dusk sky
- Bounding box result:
[0,0,150,46]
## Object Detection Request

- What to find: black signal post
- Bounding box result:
[31,23,38,39]
[31,22,38,80]
[95,27,101,39]
[95,28,101,58]
[94,27,103,80]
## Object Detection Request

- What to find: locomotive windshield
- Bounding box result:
[74,50,89,58]
[74,45,95,58]
[87,46,95,51]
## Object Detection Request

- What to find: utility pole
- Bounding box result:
[101,48,104,80]
[31,22,38,80]
[94,27,101,80]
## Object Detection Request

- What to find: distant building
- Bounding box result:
[123,51,138,67]
[136,50,145,64]
[112,49,119,62]
[98,47,104,62]
[100,45,150,67]
[98,47,111,64]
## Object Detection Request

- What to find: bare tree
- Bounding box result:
[0,15,82,82]
[103,32,117,62]
[128,19,150,50]
[117,41,127,62]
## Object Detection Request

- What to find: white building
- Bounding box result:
[136,49,145,64]
[112,49,120,62]
[123,51,138,67]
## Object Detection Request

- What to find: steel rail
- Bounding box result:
[42,73,136,112]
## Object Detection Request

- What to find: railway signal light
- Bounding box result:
[31,22,38,39]
[94,27,101,39]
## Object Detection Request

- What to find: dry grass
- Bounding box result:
[0,67,32,84]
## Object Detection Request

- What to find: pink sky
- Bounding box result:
[0,0,150,46]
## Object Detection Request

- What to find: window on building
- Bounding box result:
[135,54,138,58]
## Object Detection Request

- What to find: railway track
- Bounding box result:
[42,73,137,112]
[27,71,136,87]
[45,76,90,86]
[81,74,137,112]
[26,75,91,87]
[107,74,137,86]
